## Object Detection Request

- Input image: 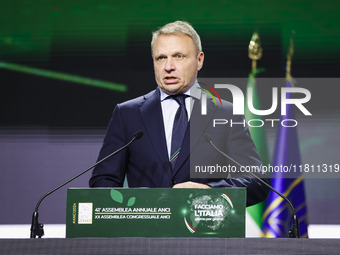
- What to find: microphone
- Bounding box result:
[204,134,300,238]
[30,130,144,238]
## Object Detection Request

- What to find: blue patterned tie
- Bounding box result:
[170,94,188,167]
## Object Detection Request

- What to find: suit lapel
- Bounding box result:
[138,87,218,179]
[138,88,172,175]
[172,96,217,175]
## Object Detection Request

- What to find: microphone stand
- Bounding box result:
[30,131,143,238]
[204,134,300,238]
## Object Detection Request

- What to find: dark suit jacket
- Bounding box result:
[89,87,270,206]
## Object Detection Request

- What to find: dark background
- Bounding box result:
[0,0,340,226]
[1,0,339,128]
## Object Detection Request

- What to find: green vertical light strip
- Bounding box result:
[0,61,128,92]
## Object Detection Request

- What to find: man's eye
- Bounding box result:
[176,54,184,59]
[157,56,165,61]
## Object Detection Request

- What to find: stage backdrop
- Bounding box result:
[0,0,340,232]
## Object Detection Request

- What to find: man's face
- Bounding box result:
[152,34,204,95]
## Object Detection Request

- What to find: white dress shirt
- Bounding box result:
[160,82,201,159]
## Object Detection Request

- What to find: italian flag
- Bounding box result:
[245,70,270,237]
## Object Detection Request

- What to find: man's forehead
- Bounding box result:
[152,33,195,55]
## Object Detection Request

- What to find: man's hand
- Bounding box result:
[173,181,211,188]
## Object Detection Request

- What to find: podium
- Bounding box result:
[66,188,246,238]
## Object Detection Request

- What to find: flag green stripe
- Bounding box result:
[245,72,270,230]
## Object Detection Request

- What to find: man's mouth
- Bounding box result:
[164,76,179,84]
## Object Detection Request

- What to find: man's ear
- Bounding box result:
[197,52,204,71]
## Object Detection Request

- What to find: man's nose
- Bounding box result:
[164,58,175,72]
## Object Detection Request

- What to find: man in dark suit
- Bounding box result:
[89,21,270,206]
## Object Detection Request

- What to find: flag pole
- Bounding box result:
[286,32,295,85]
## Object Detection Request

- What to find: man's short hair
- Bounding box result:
[151,21,202,55]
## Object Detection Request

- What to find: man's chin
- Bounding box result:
[160,85,183,95]
[163,82,195,95]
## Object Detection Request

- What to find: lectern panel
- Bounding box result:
[66,188,246,238]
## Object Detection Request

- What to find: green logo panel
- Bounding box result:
[66,188,245,238]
